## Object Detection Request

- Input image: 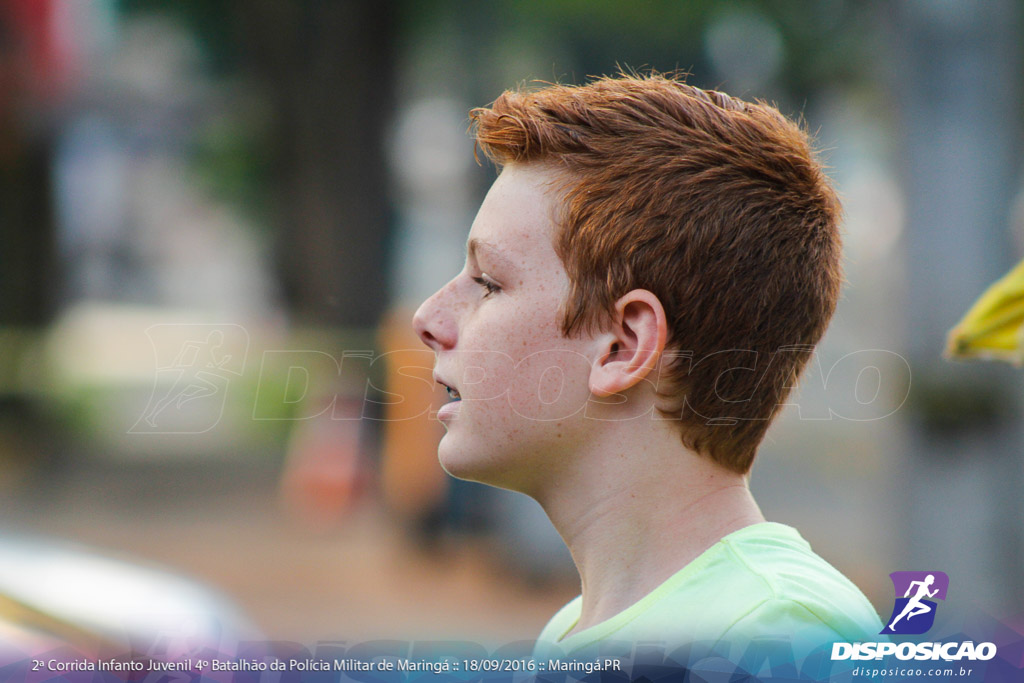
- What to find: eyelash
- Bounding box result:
[472,275,501,298]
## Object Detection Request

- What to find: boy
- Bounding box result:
[413,73,881,656]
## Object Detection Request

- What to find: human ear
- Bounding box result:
[589,289,668,397]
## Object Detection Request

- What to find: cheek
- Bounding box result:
[459,298,589,414]
[505,347,593,422]
[453,350,515,402]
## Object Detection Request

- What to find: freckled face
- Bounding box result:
[412,164,597,493]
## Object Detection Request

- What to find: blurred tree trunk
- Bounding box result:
[0,6,57,327]
[235,0,396,328]
[0,3,61,484]
[0,134,55,326]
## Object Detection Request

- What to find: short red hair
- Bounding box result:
[470,73,842,473]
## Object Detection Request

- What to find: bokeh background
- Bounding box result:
[1,0,1022,652]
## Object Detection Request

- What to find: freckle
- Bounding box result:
[556,433,562,439]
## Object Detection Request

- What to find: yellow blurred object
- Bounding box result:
[0,591,109,653]
[947,258,1024,364]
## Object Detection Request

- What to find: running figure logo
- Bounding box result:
[881,571,949,635]
[131,324,249,434]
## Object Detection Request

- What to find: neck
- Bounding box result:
[533,422,765,637]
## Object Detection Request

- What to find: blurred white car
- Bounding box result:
[0,533,257,658]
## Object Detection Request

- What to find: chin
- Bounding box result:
[437,437,531,493]
[437,439,491,482]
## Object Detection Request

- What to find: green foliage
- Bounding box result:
[118,0,239,73]
[403,0,879,102]
[189,109,274,230]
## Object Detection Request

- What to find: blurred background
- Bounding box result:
[0,0,1022,655]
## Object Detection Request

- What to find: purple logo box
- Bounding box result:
[890,571,949,601]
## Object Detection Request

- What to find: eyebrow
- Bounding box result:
[467,238,515,272]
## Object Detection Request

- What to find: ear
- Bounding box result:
[589,289,668,398]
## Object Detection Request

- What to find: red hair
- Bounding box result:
[470,73,842,473]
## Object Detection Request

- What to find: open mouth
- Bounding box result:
[439,381,461,401]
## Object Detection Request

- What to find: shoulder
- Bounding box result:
[714,523,883,643]
[534,523,882,656]
[623,523,881,645]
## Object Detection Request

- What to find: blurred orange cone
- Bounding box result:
[279,395,369,530]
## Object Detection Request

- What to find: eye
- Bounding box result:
[472,274,501,298]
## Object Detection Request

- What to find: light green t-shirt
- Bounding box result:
[536,522,882,656]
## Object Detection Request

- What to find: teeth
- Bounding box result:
[446,386,461,400]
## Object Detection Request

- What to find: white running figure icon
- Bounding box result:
[889,574,939,631]
[142,330,232,427]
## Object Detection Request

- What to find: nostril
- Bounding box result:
[419,321,454,351]
[413,303,446,351]
[419,328,438,348]
[413,315,431,347]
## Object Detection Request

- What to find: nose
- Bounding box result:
[413,281,458,351]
